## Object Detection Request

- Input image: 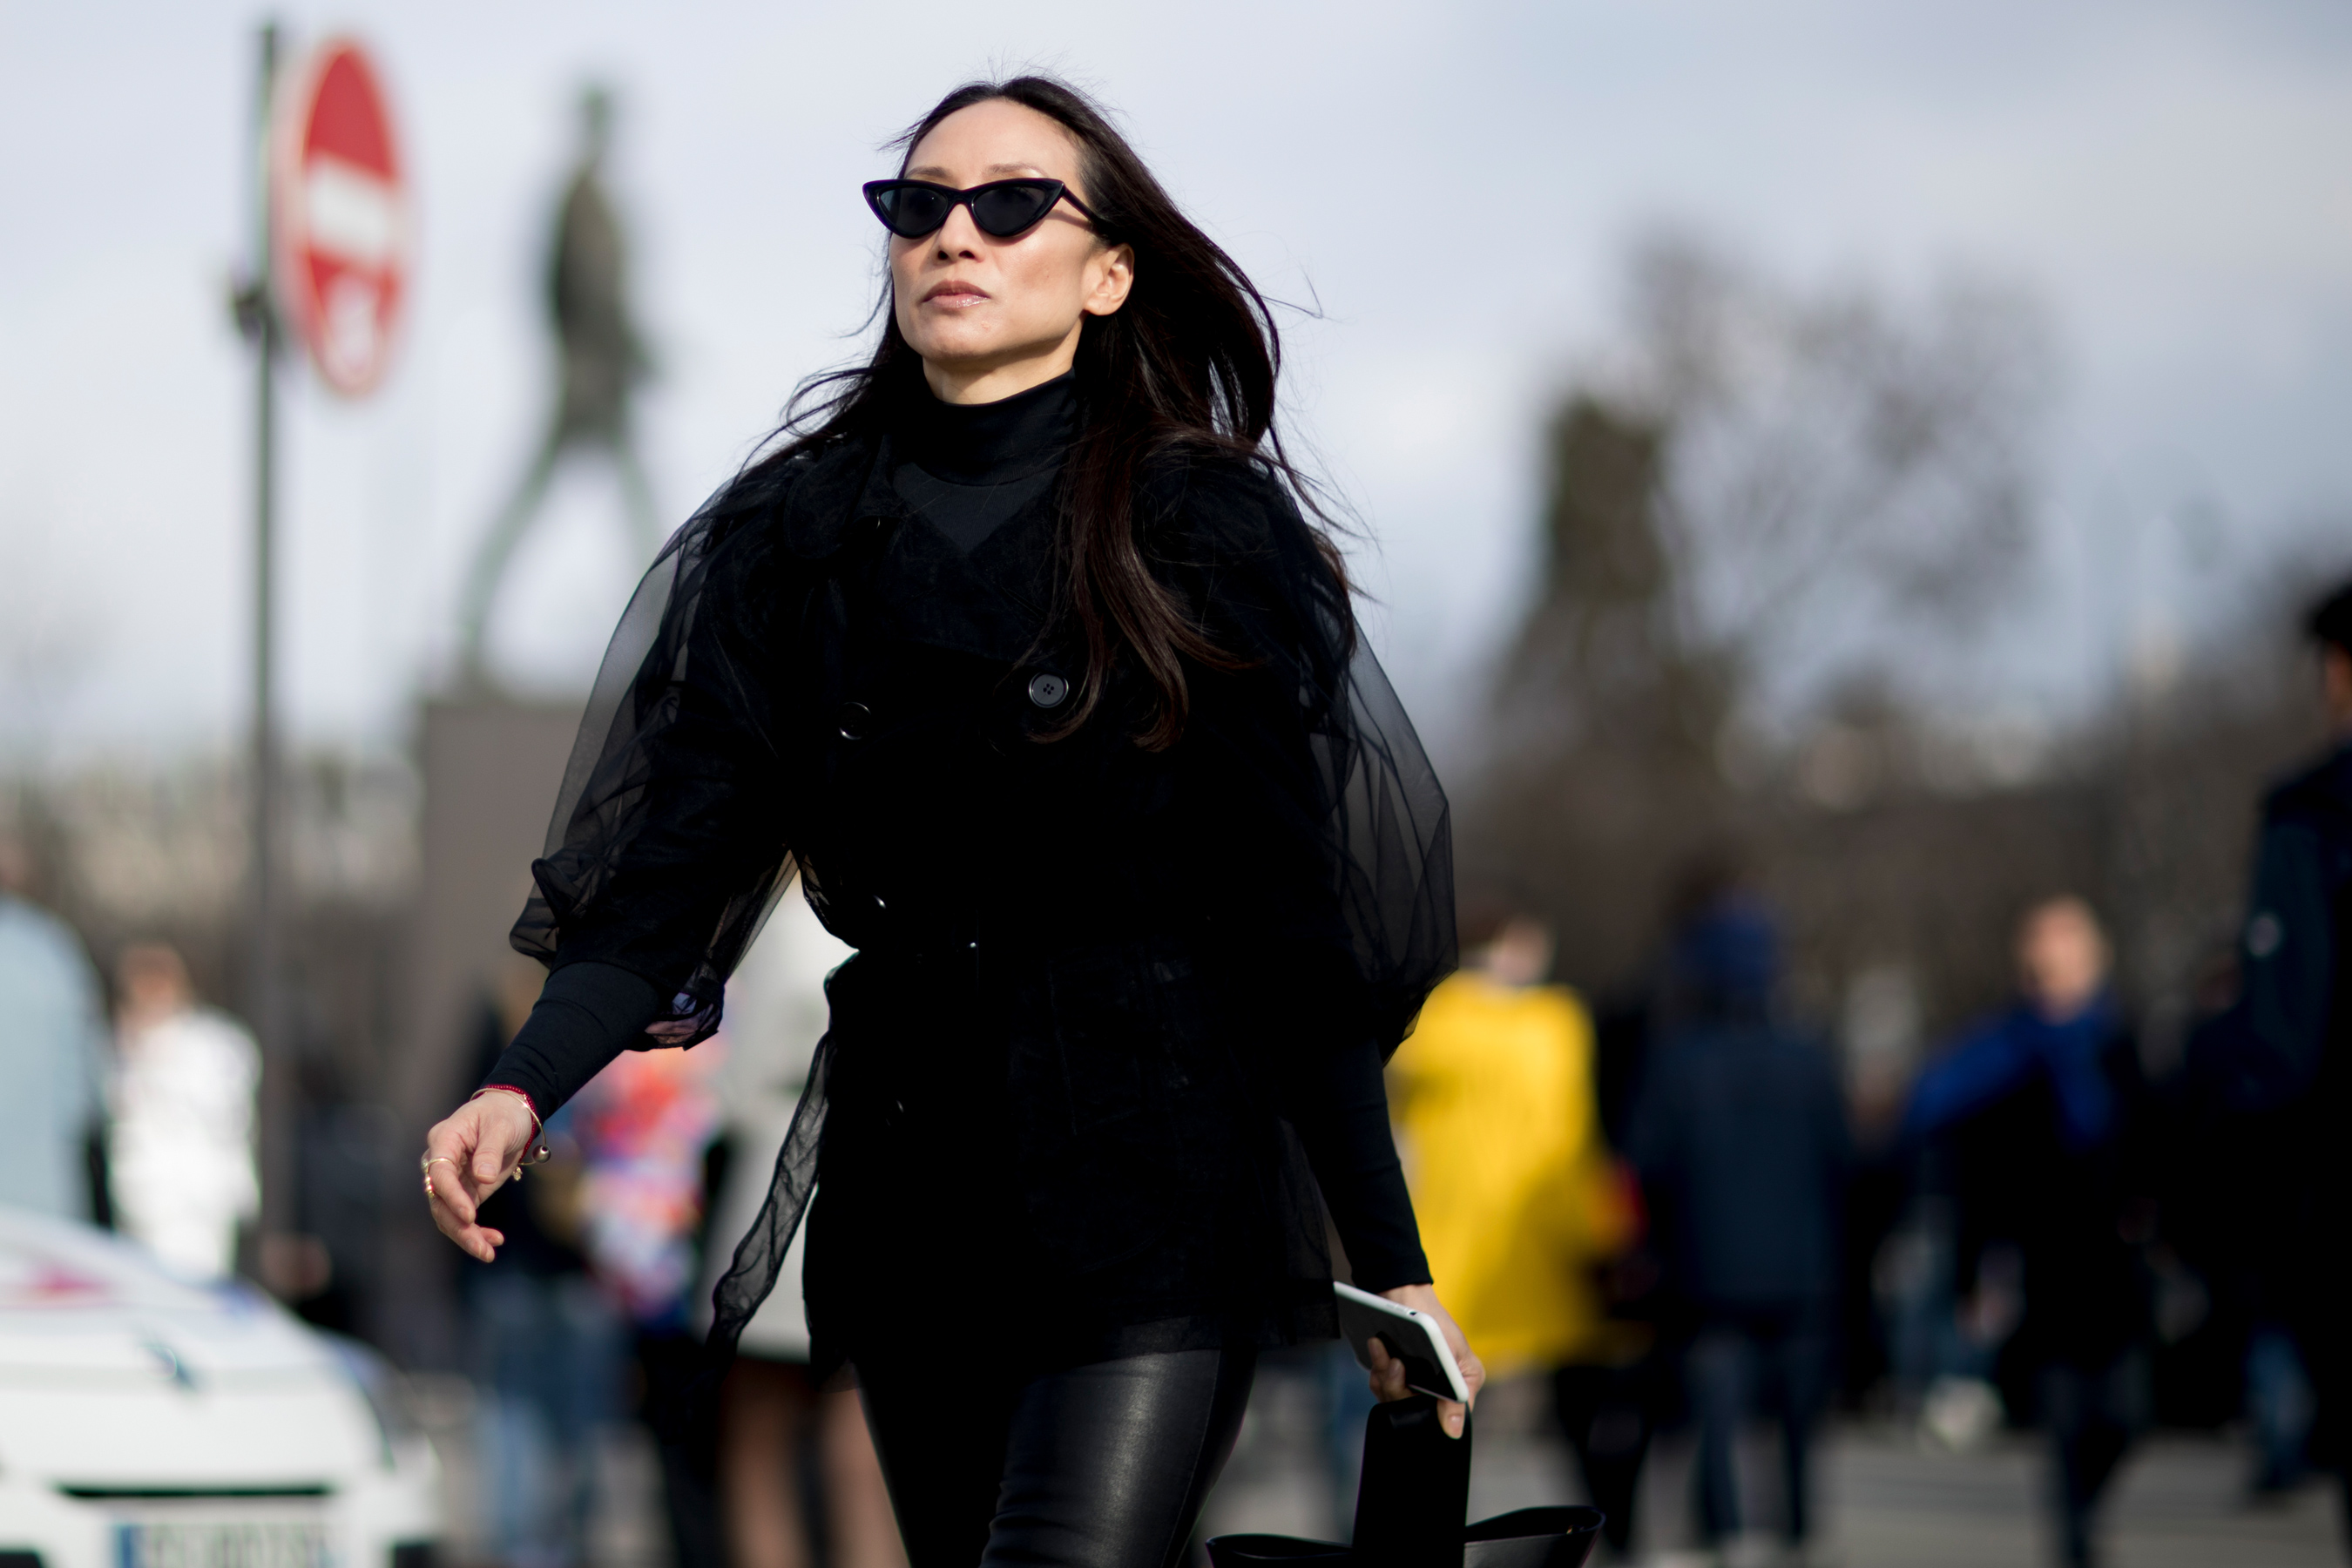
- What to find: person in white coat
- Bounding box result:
[108,944,260,1279]
[700,893,902,1568]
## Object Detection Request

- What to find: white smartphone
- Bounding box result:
[1334,1281,1471,1404]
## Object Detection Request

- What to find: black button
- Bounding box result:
[835,700,872,740]
[1027,672,1069,709]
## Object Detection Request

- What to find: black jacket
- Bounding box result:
[2194,741,2352,1113]
[1628,1019,1851,1313]
[497,401,1454,1373]
[1928,1007,2152,1368]
[2185,740,2352,1323]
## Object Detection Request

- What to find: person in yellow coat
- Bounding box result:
[1388,904,1651,1557]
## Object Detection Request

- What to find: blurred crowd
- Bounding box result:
[0,578,2347,1568]
[1367,578,2352,1565]
[0,824,905,1568]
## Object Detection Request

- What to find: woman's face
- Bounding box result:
[890,99,1133,404]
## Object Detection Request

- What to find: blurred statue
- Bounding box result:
[459,85,660,680]
[109,943,261,1279]
[0,835,106,1221]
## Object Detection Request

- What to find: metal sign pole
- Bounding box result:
[236,20,291,1274]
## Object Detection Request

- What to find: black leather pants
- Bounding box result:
[856,1345,1257,1568]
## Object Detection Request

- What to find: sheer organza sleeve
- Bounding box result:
[1321,629,1459,1056]
[1174,461,1458,1059]
[509,476,809,1047]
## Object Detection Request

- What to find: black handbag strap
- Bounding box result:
[1352,1396,1472,1568]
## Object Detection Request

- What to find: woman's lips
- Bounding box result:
[922,280,990,307]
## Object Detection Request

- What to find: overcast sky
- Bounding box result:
[3,0,2349,763]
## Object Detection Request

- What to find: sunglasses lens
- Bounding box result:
[876,184,952,237]
[970,182,1059,237]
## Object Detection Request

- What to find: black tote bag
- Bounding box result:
[1206,1396,1604,1567]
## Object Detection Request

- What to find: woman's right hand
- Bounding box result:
[1367,1284,1485,1440]
[422,1092,539,1262]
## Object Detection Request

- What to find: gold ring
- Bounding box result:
[418,1154,459,1176]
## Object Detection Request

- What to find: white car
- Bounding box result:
[0,1207,439,1568]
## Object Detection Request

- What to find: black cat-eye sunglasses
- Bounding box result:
[862,178,1098,240]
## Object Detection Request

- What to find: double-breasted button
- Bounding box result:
[1027,672,1069,709]
[835,700,872,740]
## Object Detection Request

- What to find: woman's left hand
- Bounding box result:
[1366,1283,1484,1439]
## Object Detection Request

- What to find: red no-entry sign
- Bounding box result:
[273,39,407,396]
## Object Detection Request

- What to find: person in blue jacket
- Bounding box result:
[0,835,105,1224]
[1906,896,2149,1568]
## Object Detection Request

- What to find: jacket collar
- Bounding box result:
[783,431,1058,666]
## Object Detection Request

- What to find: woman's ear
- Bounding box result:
[1083,243,1136,317]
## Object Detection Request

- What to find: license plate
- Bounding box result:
[114,1521,335,1568]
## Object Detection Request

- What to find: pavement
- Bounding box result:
[411,1359,2343,1567]
[1201,1365,2344,1566]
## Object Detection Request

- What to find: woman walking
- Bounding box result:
[422,76,1477,1567]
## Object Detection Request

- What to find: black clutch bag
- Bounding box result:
[1206,1396,1604,1567]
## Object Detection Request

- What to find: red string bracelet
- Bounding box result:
[470,1085,553,1167]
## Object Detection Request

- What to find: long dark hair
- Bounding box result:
[766,75,1351,748]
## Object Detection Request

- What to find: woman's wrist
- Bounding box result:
[468,1085,550,1168]
[470,1084,542,1138]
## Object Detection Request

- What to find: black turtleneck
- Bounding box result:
[891,370,1076,554]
